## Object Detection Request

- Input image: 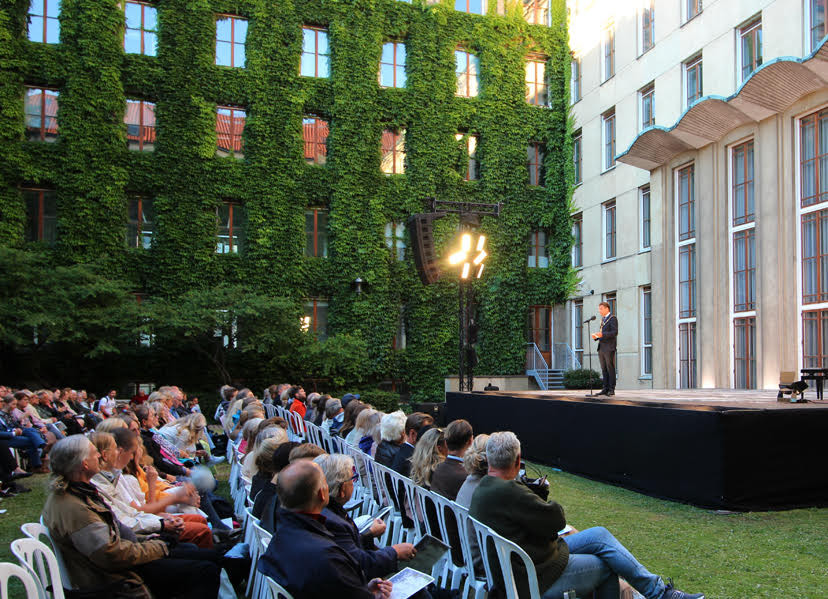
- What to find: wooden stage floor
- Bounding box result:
[483,388,828,410]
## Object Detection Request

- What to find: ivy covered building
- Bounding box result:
[0,0,575,399]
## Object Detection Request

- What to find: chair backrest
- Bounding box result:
[304,422,320,447]
[36,518,73,591]
[0,561,40,599]
[286,411,306,442]
[11,538,65,599]
[263,575,295,599]
[779,371,796,384]
[468,516,542,599]
[428,491,469,568]
[264,404,276,419]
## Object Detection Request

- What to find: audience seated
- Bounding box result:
[257,460,392,599]
[135,404,192,479]
[454,433,489,508]
[253,441,300,531]
[391,412,434,478]
[341,400,368,443]
[312,395,331,427]
[249,436,286,503]
[157,413,208,458]
[354,408,381,455]
[431,419,473,501]
[43,435,220,598]
[374,410,405,467]
[321,398,344,435]
[0,394,48,473]
[409,428,447,490]
[470,431,704,599]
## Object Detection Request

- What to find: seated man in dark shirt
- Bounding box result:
[430,419,473,500]
[470,432,705,599]
[258,460,392,599]
[390,412,433,478]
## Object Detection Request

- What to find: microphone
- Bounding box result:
[583,315,596,324]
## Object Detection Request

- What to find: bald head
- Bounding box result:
[276,460,329,512]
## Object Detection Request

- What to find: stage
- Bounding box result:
[445,388,828,511]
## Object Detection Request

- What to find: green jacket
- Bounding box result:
[469,475,569,597]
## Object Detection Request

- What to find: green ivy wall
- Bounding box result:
[0,0,576,401]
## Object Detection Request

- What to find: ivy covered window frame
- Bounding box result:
[455,0,486,15]
[528,230,549,268]
[527,142,545,187]
[217,201,243,254]
[301,26,330,78]
[381,128,406,175]
[27,0,60,44]
[303,116,329,165]
[302,299,328,340]
[124,1,157,56]
[456,132,479,181]
[455,49,479,98]
[23,187,57,244]
[216,106,246,159]
[125,99,156,152]
[305,208,329,258]
[524,0,549,26]
[385,221,406,261]
[126,195,154,249]
[380,41,406,88]
[25,86,59,142]
[216,14,247,68]
[525,55,548,106]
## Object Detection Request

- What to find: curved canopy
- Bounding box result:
[617,38,828,171]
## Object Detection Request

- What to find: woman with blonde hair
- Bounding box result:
[409,427,447,489]
[157,413,207,456]
[95,417,128,434]
[455,433,489,508]
[242,426,288,479]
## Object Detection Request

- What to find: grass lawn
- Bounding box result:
[1,465,825,599]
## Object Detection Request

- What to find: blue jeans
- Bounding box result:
[7,428,45,468]
[542,527,665,599]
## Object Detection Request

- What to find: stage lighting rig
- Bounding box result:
[448,233,488,279]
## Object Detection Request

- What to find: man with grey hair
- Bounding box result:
[470,432,704,599]
[258,460,393,598]
[322,398,344,435]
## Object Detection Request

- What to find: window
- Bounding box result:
[686,0,702,22]
[640,185,651,250]
[380,42,406,88]
[455,0,485,15]
[684,55,703,108]
[602,292,617,316]
[385,222,406,261]
[603,200,616,260]
[125,100,156,151]
[525,57,547,105]
[809,0,827,51]
[215,15,246,68]
[524,0,548,25]
[641,286,652,376]
[733,229,755,312]
[527,143,545,186]
[214,310,238,349]
[640,84,655,130]
[217,201,243,253]
[573,130,582,185]
[739,19,762,83]
[677,164,695,241]
[732,140,755,224]
[571,57,581,103]
[303,117,329,165]
[799,107,828,208]
[455,50,479,97]
[640,0,654,54]
[301,27,330,78]
[527,306,553,351]
[602,24,615,81]
[393,306,406,350]
[801,209,828,304]
[803,309,828,367]
[23,188,56,244]
[381,128,406,174]
[28,0,60,44]
[678,322,697,388]
[125,2,157,56]
[572,300,584,364]
[456,133,479,181]
[305,209,328,258]
[734,316,756,388]
[528,230,549,268]
[24,87,58,142]
[126,195,154,249]
[572,213,582,268]
[602,109,616,171]
[679,244,696,318]
[216,106,245,158]
[302,299,328,341]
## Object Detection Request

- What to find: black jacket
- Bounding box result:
[391,442,415,478]
[139,429,187,477]
[374,440,401,468]
[597,314,618,353]
[322,500,397,580]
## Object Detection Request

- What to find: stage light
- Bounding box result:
[449,232,488,280]
[473,250,487,265]
[461,234,471,251]
[476,263,484,278]
[461,263,470,279]
[476,235,485,252]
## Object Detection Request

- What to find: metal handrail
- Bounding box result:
[525,342,549,372]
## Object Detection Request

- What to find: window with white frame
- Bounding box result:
[571,57,581,104]
[639,0,654,54]
[641,286,652,376]
[640,185,651,250]
[738,19,762,84]
[809,0,827,52]
[572,299,584,365]
[685,0,702,22]
[385,222,406,261]
[602,23,615,82]
[639,83,655,130]
[573,129,582,184]
[528,230,549,268]
[572,212,582,268]
[676,163,697,388]
[602,108,616,171]
[603,199,616,261]
[684,55,703,109]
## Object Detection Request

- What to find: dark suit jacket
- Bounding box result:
[430,457,467,501]
[391,442,415,478]
[258,509,374,599]
[322,501,397,580]
[597,314,618,353]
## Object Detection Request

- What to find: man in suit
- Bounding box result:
[431,419,473,501]
[390,412,433,478]
[591,301,618,396]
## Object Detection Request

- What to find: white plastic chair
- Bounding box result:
[250,522,273,599]
[34,519,74,592]
[453,507,488,599]
[263,575,294,599]
[243,508,262,597]
[0,561,40,599]
[369,462,406,546]
[286,411,306,443]
[468,516,542,599]
[11,538,65,599]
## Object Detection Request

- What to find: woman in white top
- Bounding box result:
[157,413,207,456]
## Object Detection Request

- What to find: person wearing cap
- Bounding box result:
[341,393,361,409]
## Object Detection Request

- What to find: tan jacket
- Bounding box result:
[42,482,167,593]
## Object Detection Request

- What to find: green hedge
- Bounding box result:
[0,0,575,401]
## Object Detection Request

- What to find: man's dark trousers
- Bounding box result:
[599,349,616,394]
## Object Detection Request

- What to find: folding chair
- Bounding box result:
[263,575,294,599]
[0,562,40,599]
[244,510,263,598]
[249,522,273,599]
[453,507,488,599]
[468,516,542,599]
[370,462,407,546]
[11,537,66,599]
[34,519,74,592]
